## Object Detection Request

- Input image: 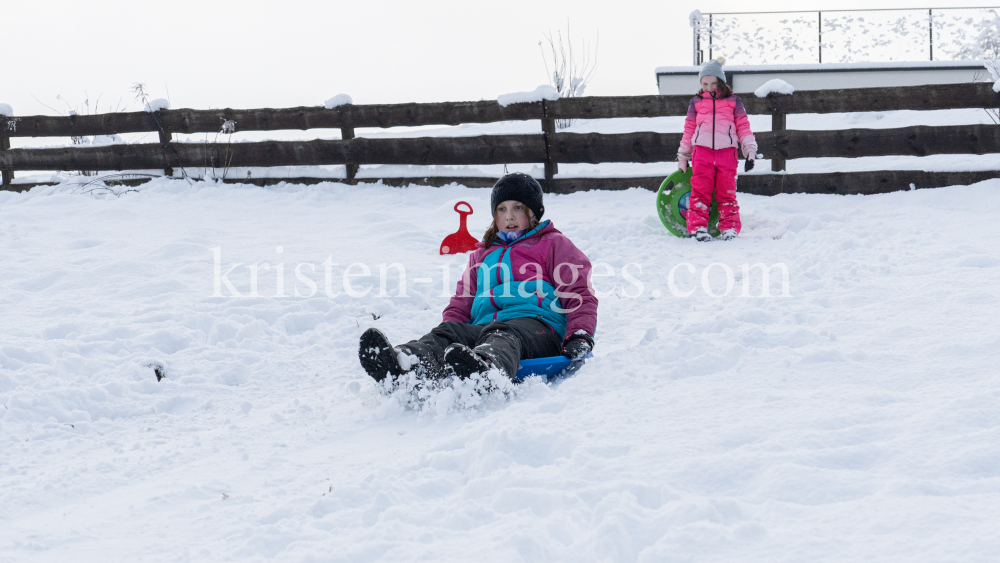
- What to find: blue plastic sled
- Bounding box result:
[513,353,594,383]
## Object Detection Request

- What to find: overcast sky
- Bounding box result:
[5,0,998,116]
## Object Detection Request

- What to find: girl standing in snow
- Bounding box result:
[358,173,598,383]
[677,57,757,241]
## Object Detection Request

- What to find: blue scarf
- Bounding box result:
[496,229,526,243]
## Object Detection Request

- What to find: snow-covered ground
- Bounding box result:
[2,178,999,562]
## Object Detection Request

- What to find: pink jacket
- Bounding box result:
[442,221,598,342]
[677,92,757,161]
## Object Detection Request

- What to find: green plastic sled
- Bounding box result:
[655,169,720,238]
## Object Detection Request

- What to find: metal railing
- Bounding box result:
[692,7,1000,65]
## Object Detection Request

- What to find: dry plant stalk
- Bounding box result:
[539,21,599,129]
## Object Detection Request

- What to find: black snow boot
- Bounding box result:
[359,328,403,382]
[443,343,499,379]
[395,343,447,380]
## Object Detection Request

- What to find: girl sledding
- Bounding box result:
[359,173,598,384]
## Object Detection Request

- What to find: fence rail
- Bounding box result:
[3,83,995,138]
[3,124,998,171]
[1,83,998,194]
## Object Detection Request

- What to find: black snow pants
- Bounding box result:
[402,317,563,379]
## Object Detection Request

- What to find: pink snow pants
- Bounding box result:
[688,147,741,234]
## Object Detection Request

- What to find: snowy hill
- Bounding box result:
[2,179,999,561]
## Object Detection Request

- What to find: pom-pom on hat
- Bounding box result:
[699,56,727,83]
[491,172,544,220]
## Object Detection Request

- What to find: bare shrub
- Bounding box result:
[539,21,598,129]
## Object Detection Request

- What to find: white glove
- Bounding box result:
[678,158,689,173]
[744,147,757,161]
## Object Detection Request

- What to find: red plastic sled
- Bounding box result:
[440,201,479,255]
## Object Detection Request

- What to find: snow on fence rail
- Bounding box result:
[1,82,998,196]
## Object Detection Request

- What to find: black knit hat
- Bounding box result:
[491,173,544,220]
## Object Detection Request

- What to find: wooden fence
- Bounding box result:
[1,82,998,195]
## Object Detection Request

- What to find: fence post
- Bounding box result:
[929,9,934,61]
[541,100,558,182]
[696,19,703,65]
[818,12,822,64]
[708,14,713,61]
[158,129,173,177]
[693,20,699,65]
[341,127,358,183]
[0,133,11,186]
[771,111,786,172]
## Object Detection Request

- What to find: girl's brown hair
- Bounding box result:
[482,208,540,246]
[698,80,733,98]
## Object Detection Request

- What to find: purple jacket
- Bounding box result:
[443,220,598,342]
